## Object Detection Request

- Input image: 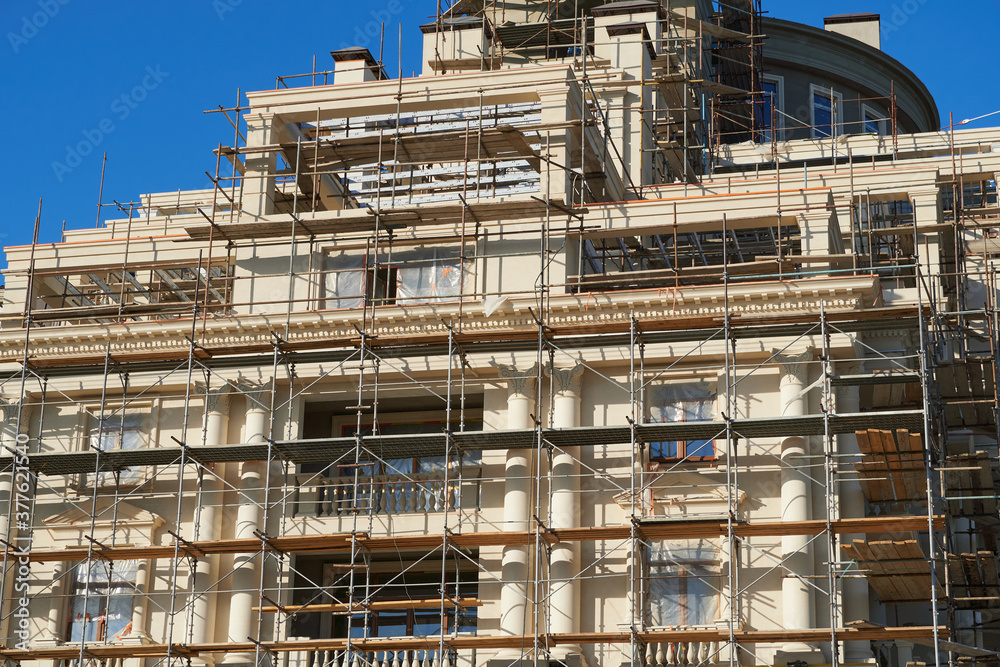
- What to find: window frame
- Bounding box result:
[66,559,138,644]
[325,561,478,640]
[647,539,721,629]
[810,84,844,139]
[862,103,889,136]
[79,403,155,490]
[646,383,717,464]
[757,74,785,143]
[321,246,473,309]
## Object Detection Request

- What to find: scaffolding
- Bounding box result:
[1,3,999,667]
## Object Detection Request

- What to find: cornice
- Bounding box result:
[0,276,876,366]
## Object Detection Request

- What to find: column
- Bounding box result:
[38,561,67,646]
[773,350,822,663]
[191,385,232,662]
[836,363,874,664]
[125,559,154,644]
[241,113,279,221]
[537,89,575,205]
[797,211,837,274]
[223,379,272,665]
[495,364,537,663]
[547,365,585,665]
[910,187,943,303]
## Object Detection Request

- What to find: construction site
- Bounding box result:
[0,2,998,667]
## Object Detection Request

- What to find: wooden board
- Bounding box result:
[23,515,944,563]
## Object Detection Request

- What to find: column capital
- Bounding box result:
[0,397,31,434]
[772,348,815,384]
[196,383,233,416]
[236,377,274,410]
[547,363,585,397]
[493,363,538,400]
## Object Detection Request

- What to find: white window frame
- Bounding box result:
[66,559,138,643]
[320,245,474,309]
[862,103,890,136]
[760,74,785,142]
[647,538,721,628]
[810,84,844,139]
[646,381,718,463]
[79,402,155,490]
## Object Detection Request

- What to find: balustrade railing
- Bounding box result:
[294,469,482,517]
[643,638,719,667]
[287,648,465,667]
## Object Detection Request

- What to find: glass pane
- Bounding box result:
[412,611,441,636]
[814,93,834,138]
[376,612,408,638]
[651,441,680,458]
[687,439,714,458]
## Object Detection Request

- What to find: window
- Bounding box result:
[88,412,146,487]
[648,539,720,627]
[811,85,843,139]
[328,564,478,639]
[863,105,889,136]
[315,417,483,516]
[755,76,783,143]
[67,560,137,643]
[324,247,470,308]
[648,383,716,461]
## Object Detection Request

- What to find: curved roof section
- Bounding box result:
[762,16,940,132]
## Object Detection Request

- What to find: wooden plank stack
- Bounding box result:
[853,429,926,506]
[842,539,940,603]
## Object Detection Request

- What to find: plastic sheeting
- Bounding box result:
[68,560,137,642]
[648,382,717,459]
[324,247,470,308]
[648,539,720,627]
[89,414,144,486]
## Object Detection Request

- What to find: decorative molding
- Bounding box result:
[196,383,233,416]
[547,363,585,396]
[236,377,274,410]
[773,349,815,384]
[0,277,876,366]
[493,362,539,400]
[0,397,31,435]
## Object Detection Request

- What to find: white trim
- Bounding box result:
[810,84,844,139]
[761,74,785,141]
[862,103,890,136]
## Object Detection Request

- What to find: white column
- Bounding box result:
[836,363,874,664]
[773,350,822,662]
[547,365,585,663]
[191,386,231,662]
[495,364,537,657]
[224,379,272,665]
[125,559,153,644]
[241,113,279,221]
[39,561,67,646]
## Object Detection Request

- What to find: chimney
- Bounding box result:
[330,47,385,85]
[824,13,881,50]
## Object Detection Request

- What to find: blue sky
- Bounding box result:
[1,0,997,282]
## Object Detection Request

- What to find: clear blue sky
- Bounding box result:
[1,0,997,283]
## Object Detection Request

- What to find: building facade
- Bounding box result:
[1,3,998,667]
